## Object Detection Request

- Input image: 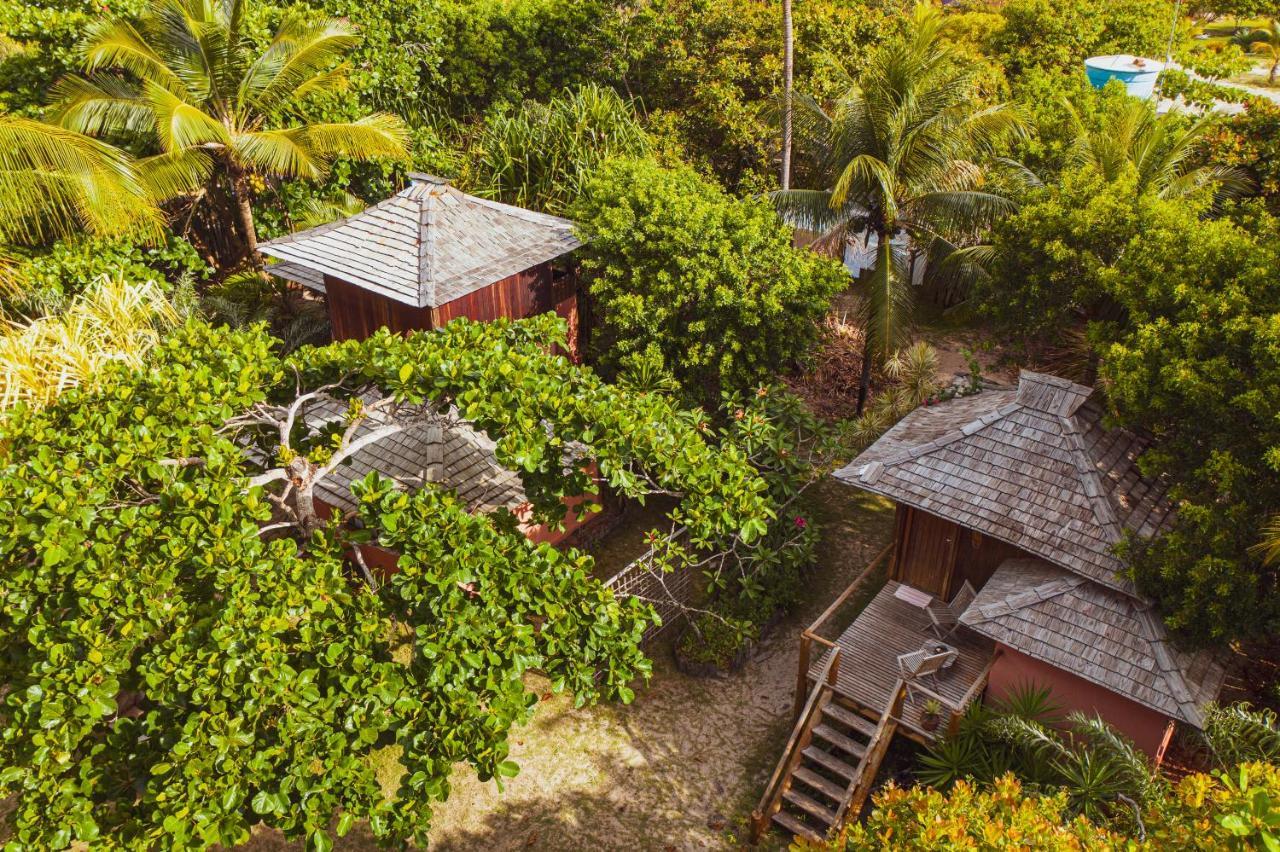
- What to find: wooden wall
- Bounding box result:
[891,505,1035,601]
[324,275,433,340]
[325,262,579,358]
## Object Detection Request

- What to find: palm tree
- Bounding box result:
[1065,98,1250,201]
[774,4,1020,412]
[52,0,408,269]
[1247,18,1280,84]
[0,115,161,249]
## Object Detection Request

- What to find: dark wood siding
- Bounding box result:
[891,506,960,599]
[432,263,553,326]
[953,529,1028,594]
[324,275,433,341]
[324,262,579,354]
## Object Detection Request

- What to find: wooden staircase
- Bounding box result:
[750,650,906,844]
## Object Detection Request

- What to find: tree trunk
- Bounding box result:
[1271,58,1278,85]
[781,0,794,190]
[230,167,261,269]
[856,330,873,415]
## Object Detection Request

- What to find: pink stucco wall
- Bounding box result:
[986,646,1177,760]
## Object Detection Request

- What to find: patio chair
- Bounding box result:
[896,649,955,703]
[927,580,977,638]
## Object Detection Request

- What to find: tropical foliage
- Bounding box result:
[774,4,1021,411]
[0,312,803,846]
[573,157,847,408]
[0,274,181,409]
[834,764,1280,851]
[466,84,651,215]
[53,0,408,268]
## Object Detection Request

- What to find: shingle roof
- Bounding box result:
[258,174,582,308]
[834,371,1174,593]
[306,396,527,516]
[961,558,1228,727]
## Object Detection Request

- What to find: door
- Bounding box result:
[893,507,959,599]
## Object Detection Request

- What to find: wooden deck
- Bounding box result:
[808,581,995,740]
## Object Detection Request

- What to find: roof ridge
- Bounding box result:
[962,573,1087,624]
[859,398,1020,476]
[1059,412,1125,543]
[417,187,440,306]
[1135,605,1204,726]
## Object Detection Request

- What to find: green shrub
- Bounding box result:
[572,158,847,409]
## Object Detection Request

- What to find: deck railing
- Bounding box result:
[751,647,842,842]
[794,544,893,720]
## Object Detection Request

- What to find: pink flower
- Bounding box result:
[794,516,807,529]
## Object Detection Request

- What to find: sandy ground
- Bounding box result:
[245,483,895,851]
[423,483,895,851]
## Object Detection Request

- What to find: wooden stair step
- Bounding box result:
[783,788,839,826]
[793,765,847,801]
[823,703,878,738]
[802,745,859,782]
[813,724,868,760]
[771,809,823,843]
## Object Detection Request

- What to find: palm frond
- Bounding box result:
[143,80,229,152]
[239,16,357,114]
[289,114,409,161]
[0,116,162,246]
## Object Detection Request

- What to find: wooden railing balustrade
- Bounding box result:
[794,544,893,720]
[751,647,843,843]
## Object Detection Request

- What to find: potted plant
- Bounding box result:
[921,697,944,732]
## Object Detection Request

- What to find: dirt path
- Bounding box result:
[420,483,895,851]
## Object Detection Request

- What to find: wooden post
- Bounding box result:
[793,634,811,721]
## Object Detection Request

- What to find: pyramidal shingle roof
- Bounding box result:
[834,371,1174,593]
[258,174,582,309]
[960,558,1227,727]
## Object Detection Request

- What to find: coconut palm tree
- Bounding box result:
[52,0,408,269]
[774,4,1021,412]
[1065,98,1250,201]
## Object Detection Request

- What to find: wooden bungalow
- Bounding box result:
[302,393,597,572]
[752,370,1228,843]
[258,173,583,353]
[259,174,598,555]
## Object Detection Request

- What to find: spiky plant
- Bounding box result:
[53,0,408,269]
[0,274,179,409]
[1203,702,1280,769]
[773,3,1021,413]
[470,84,650,215]
[1065,97,1250,202]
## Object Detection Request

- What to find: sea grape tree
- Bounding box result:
[0,314,776,848]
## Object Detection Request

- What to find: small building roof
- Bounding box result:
[961,558,1227,727]
[306,396,527,516]
[259,174,582,309]
[834,371,1173,593]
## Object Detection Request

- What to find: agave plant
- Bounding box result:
[53,0,408,268]
[1203,702,1280,769]
[0,274,180,409]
